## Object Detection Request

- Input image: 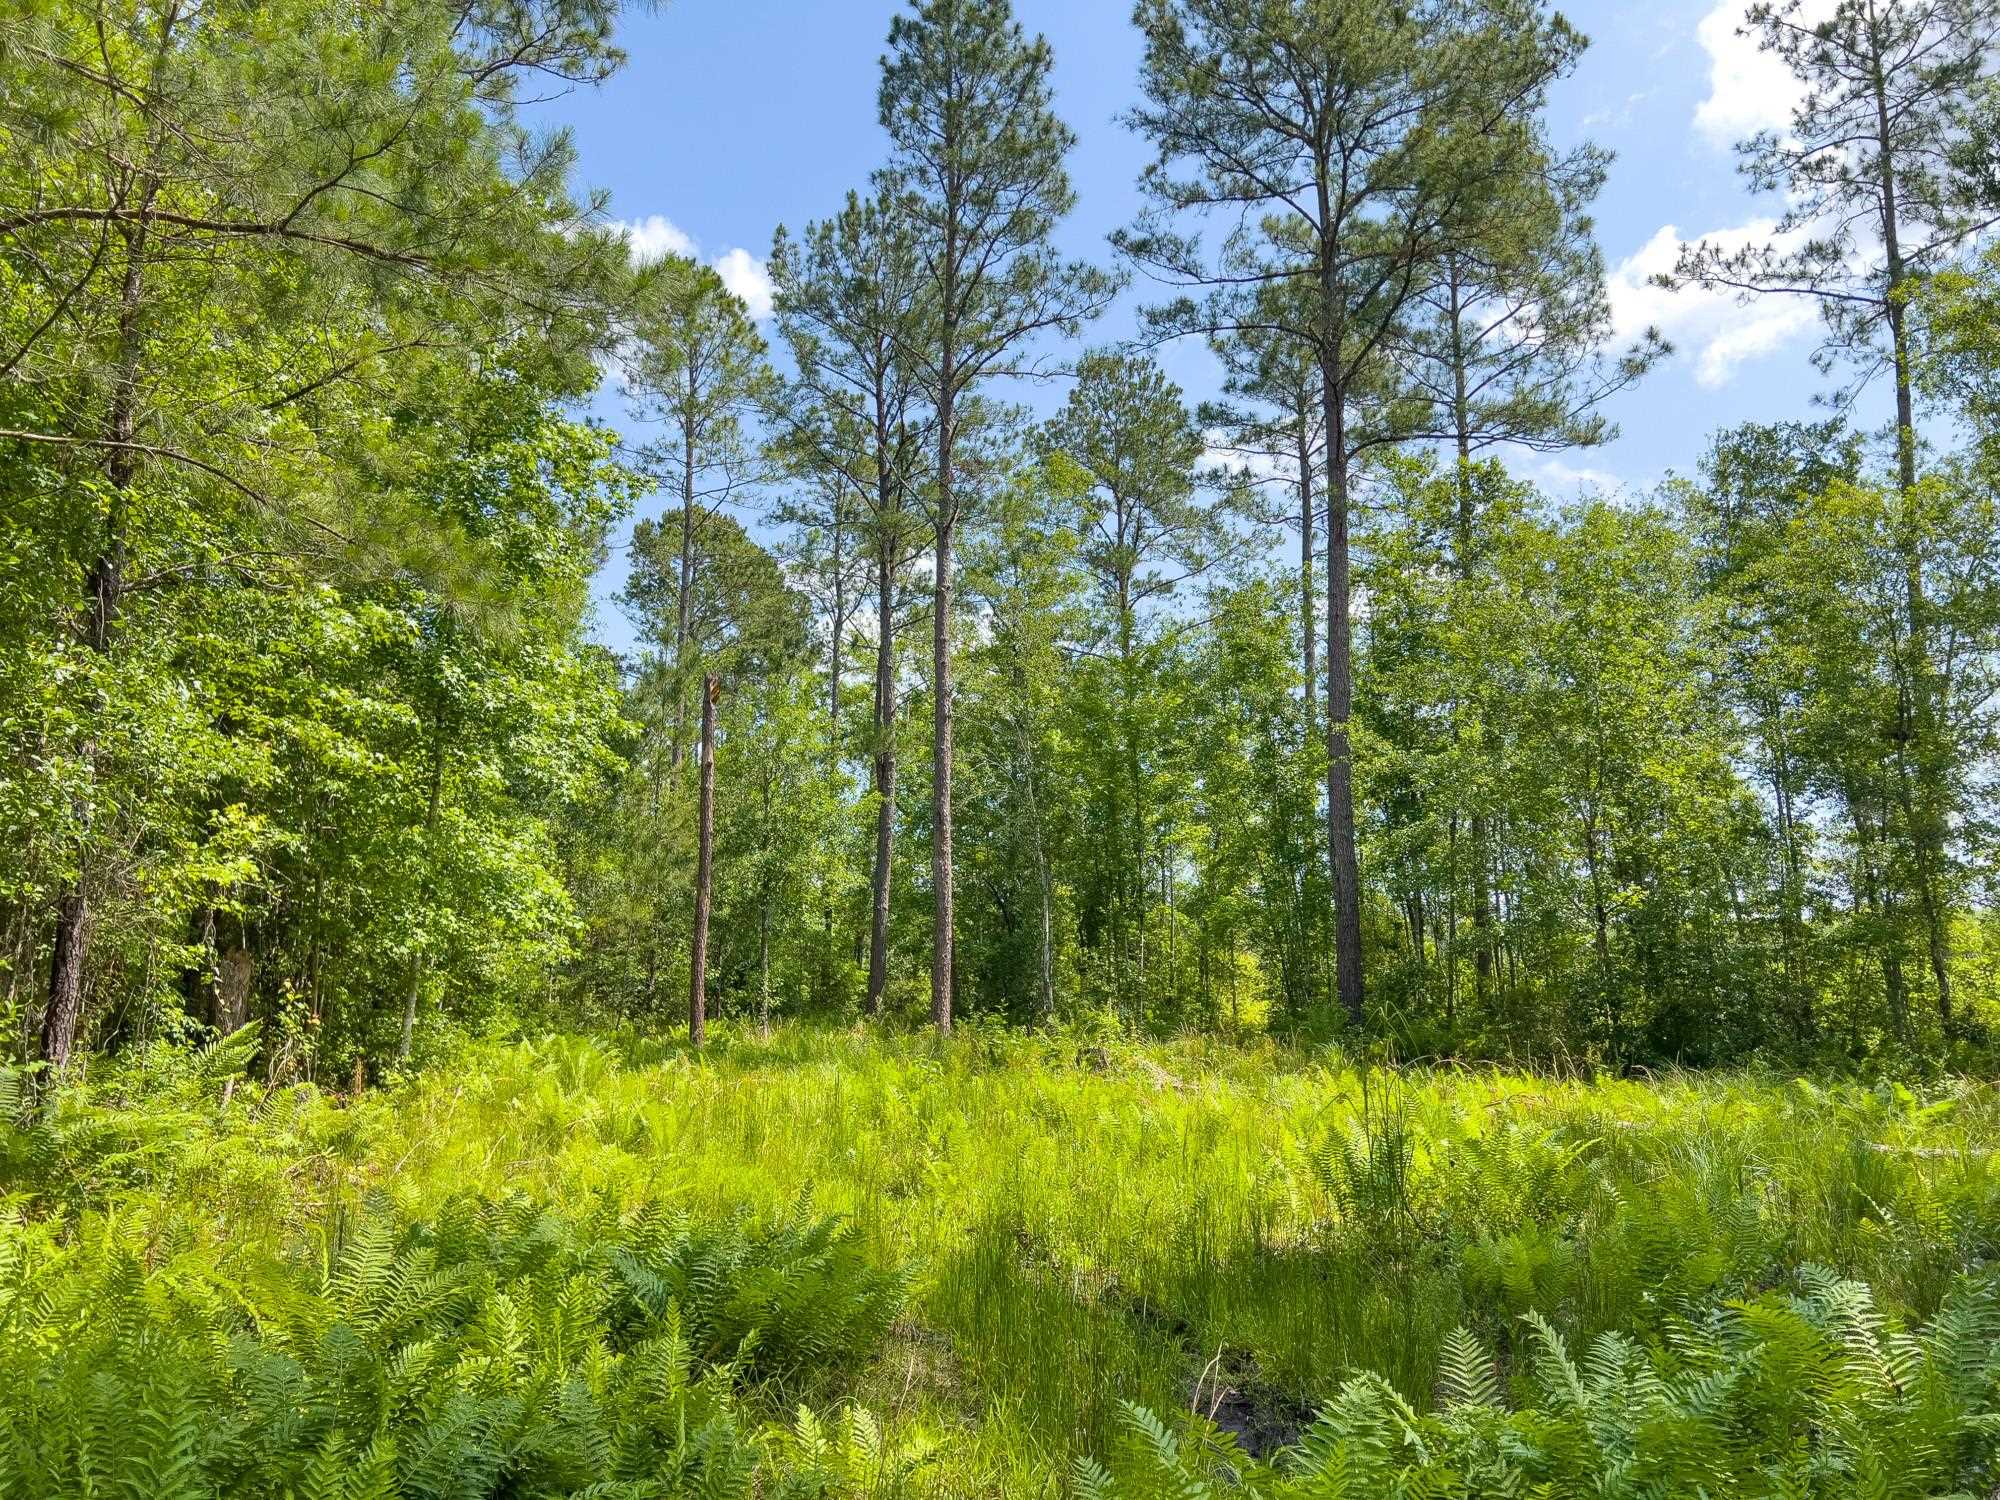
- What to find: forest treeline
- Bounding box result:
[4,0,2000,1079]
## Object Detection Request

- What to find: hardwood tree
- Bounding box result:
[1671,0,2000,1030]
[1390,103,1661,1008]
[1,0,630,1070]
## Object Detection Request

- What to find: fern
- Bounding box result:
[1100,1273,2000,1499]
[1436,1325,1500,1409]
[0,1187,906,1499]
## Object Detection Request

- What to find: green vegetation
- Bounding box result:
[7,0,2000,1489]
[6,1028,1999,1494]
[8,0,2000,1076]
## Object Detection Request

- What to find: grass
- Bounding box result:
[4,1022,2000,1494]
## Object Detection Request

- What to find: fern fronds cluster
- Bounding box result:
[6,1029,2000,1493]
[1095,1271,2000,1497]
[0,1190,904,1498]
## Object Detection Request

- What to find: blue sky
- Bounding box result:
[545,0,1875,649]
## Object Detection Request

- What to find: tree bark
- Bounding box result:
[1844,776,1909,1036]
[1010,659,1057,1020]
[1870,43,1952,1028]
[1031,782,1056,1020]
[217,946,253,1035]
[1117,549,1146,1023]
[929,252,958,1033]
[758,902,772,1036]
[671,371,697,779]
[1308,162,1366,1028]
[830,493,846,739]
[689,674,719,1047]
[759,753,774,1036]
[820,492,847,1007]
[43,889,89,1068]
[1298,419,1316,737]
[397,726,444,1064]
[1445,263,1494,1009]
[1581,806,1617,1053]
[931,504,955,1033]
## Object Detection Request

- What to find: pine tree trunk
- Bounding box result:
[759,900,772,1037]
[1118,563,1144,1023]
[1298,420,1316,736]
[672,383,696,780]
[868,543,897,1016]
[929,286,957,1032]
[1872,55,1952,1029]
[1318,354,1365,1028]
[1844,778,1909,1037]
[1582,808,1616,1052]
[830,497,846,739]
[931,507,954,1033]
[1436,261,1495,1011]
[690,675,718,1047]
[1014,679,1057,1019]
[822,499,845,1006]
[398,731,444,1064]
[760,757,774,1036]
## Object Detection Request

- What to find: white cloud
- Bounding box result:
[1581,90,1653,132]
[713,246,775,322]
[616,213,697,264]
[1692,0,1832,148]
[1533,456,1622,496]
[1607,220,1819,387]
[610,216,775,321]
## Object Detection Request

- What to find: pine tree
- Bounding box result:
[1119,0,1589,1025]
[769,187,932,1016]
[876,0,1113,1029]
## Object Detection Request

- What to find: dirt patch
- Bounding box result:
[1190,1347,1313,1460]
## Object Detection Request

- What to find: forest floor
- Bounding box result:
[5,1024,2000,1495]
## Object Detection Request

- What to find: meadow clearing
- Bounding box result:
[5,1025,1999,1496]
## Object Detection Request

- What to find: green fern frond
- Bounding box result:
[1437,1325,1501,1409]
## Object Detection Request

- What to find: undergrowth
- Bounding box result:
[3,1023,1998,1495]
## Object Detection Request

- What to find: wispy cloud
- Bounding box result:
[1532,455,1622,497]
[1201,431,1293,484]
[1581,90,1653,132]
